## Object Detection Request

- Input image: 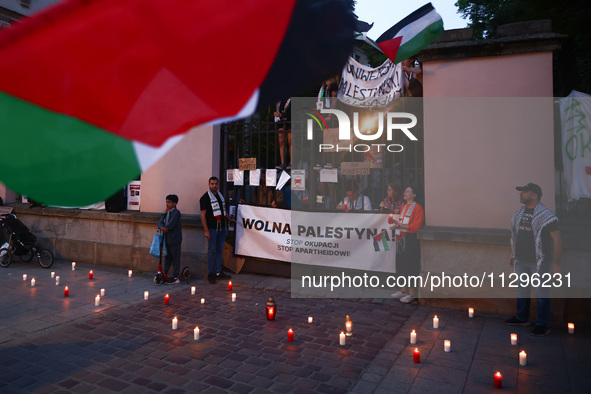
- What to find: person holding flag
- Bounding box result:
[200,177,232,284]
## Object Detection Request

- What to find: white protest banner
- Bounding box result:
[235,205,292,261]
[292,211,397,272]
[235,205,397,273]
[338,57,402,108]
[559,91,591,201]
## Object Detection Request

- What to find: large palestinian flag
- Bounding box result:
[376,3,444,64]
[0,0,354,206]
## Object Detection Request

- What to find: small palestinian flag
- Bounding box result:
[373,231,389,252]
[376,3,444,64]
[0,0,354,206]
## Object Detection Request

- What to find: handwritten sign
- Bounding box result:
[239,158,257,171]
[341,162,370,175]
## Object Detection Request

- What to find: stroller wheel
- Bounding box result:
[181,267,192,279]
[20,250,34,262]
[0,247,12,267]
[154,274,164,285]
[37,249,54,268]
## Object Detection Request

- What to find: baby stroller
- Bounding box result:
[0,214,54,268]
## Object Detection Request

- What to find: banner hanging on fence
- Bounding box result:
[559,91,591,202]
[235,205,397,272]
[337,57,402,108]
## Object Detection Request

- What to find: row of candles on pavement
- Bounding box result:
[424,310,575,389]
[24,267,578,389]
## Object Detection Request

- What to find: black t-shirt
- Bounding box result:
[515,208,559,263]
[200,192,227,230]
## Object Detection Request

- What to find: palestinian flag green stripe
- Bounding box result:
[395,18,444,64]
[0,91,141,206]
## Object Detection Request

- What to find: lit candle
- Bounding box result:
[191,286,196,295]
[308,317,313,323]
[23,274,27,281]
[468,308,474,318]
[444,340,451,352]
[30,278,35,287]
[89,270,93,280]
[95,295,100,306]
[72,262,76,271]
[494,372,502,389]
[510,333,518,345]
[266,297,277,320]
[231,293,236,302]
[194,326,200,340]
[339,331,346,346]
[55,276,60,286]
[433,315,439,329]
[64,286,69,297]
[288,328,294,342]
[228,281,232,292]
[172,316,178,330]
[144,291,149,300]
[201,298,205,304]
[100,288,105,297]
[344,202,349,212]
[164,293,169,305]
[345,314,353,337]
[388,214,394,224]
[51,272,55,278]
[519,350,527,366]
[410,330,417,344]
[568,323,575,334]
[413,348,421,363]
[128,270,132,278]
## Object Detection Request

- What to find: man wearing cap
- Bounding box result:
[505,183,562,336]
[158,194,182,284]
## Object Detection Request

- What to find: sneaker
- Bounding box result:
[531,325,550,336]
[400,295,415,304]
[275,164,286,170]
[391,290,407,299]
[217,271,232,280]
[166,278,180,284]
[286,163,291,170]
[207,273,216,284]
[505,317,530,326]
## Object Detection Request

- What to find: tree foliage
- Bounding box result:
[455,0,591,95]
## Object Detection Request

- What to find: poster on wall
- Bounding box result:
[127,181,141,210]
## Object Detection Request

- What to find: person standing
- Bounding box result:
[391,186,424,303]
[505,183,562,336]
[336,180,372,212]
[157,194,182,284]
[200,177,232,284]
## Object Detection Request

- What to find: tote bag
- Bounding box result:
[149,231,167,257]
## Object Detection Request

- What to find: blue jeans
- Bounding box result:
[207,229,227,275]
[514,260,551,326]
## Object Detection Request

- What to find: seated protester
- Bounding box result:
[336,180,372,212]
[251,176,285,208]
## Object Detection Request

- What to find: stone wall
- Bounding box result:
[9,205,208,277]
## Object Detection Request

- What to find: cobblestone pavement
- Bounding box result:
[1,261,589,393]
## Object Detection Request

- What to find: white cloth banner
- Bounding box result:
[338,57,403,108]
[235,205,397,273]
[236,205,292,261]
[559,91,591,201]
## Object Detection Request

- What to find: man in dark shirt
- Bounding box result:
[200,177,232,284]
[505,183,562,336]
